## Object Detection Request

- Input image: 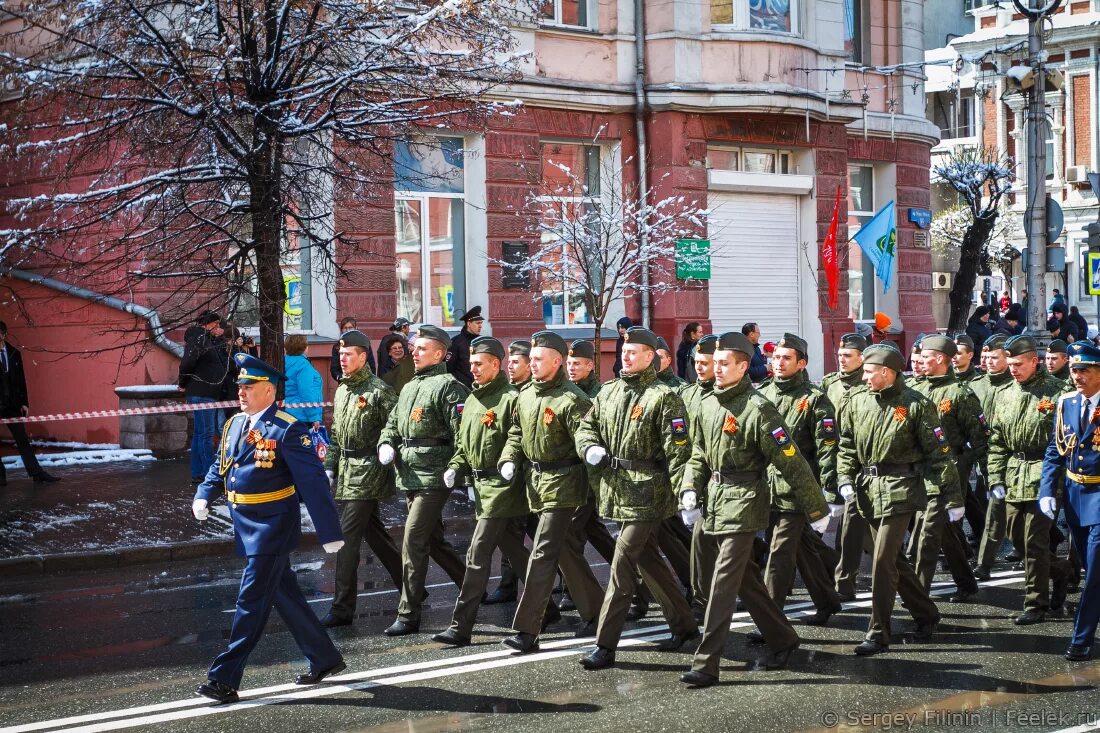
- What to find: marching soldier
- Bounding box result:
[575,327,700,671]
[1041,340,1100,661]
[192,354,346,703]
[322,331,403,627]
[499,332,605,653]
[655,336,687,391]
[678,332,819,687]
[821,332,870,601]
[836,343,944,656]
[682,335,719,617]
[986,335,1071,625]
[433,337,552,646]
[972,334,1016,580]
[907,335,981,602]
[953,335,982,384]
[507,339,533,389]
[377,325,469,636]
[758,333,841,626]
[1046,339,1072,383]
[952,334,988,551]
[566,339,602,399]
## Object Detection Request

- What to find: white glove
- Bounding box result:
[947,507,966,523]
[323,540,345,554]
[443,468,456,488]
[467,486,476,502]
[990,484,1006,501]
[1039,496,1057,519]
[681,490,698,511]
[585,445,607,466]
[681,508,702,526]
[325,470,335,486]
[192,499,209,521]
[378,444,395,465]
[839,484,856,502]
[828,503,843,518]
[500,461,515,480]
[810,515,830,533]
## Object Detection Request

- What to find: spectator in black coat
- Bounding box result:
[676,321,702,382]
[993,303,1025,336]
[330,316,374,380]
[612,316,633,377]
[178,311,230,482]
[965,306,993,354]
[445,306,483,388]
[1050,304,1078,342]
[1069,305,1090,340]
[742,321,769,382]
[0,322,58,485]
[377,318,411,373]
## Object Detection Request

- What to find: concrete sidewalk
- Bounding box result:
[0,457,476,576]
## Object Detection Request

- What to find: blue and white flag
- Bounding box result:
[851,201,897,293]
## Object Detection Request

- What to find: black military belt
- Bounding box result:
[1013,450,1046,461]
[337,447,371,458]
[862,462,915,477]
[400,437,451,448]
[528,458,582,472]
[470,466,499,480]
[711,470,762,484]
[607,456,666,471]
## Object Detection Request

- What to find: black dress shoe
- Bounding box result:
[579,646,616,670]
[483,587,517,605]
[680,670,718,688]
[948,587,979,603]
[502,632,539,653]
[541,607,562,631]
[574,618,598,638]
[1014,609,1045,626]
[756,642,799,670]
[431,629,471,647]
[912,620,939,641]
[973,565,991,581]
[1006,550,1023,563]
[559,593,576,612]
[854,640,888,656]
[802,603,842,627]
[658,628,701,651]
[295,659,346,685]
[321,612,353,628]
[33,471,60,483]
[196,681,239,704]
[625,595,649,621]
[836,591,856,602]
[383,619,419,636]
[745,630,766,644]
[1065,644,1092,661]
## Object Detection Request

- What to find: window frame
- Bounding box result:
[706,145,792,174]
[847,163,876,322]
[711,0,800,36]
[539,0,594,31]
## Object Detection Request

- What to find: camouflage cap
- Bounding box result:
[338,330,371,350]
[695,334,718,355]
[839,332,868,352]
[623,327,660,350]
[470,336,506,360]
[715,331,754,357]
[568,340,595,360]
[862,343,905,372]
[509,339,532,357]
[920,334,957,357]
[531,330,568,357]
[1005,334,1039,356]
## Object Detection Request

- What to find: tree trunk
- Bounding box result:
[249,130,287,376]
[947,215,996,335]
[592,319,603,380]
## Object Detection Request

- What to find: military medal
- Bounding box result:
[630,405,643,420]
[543,407,555,425]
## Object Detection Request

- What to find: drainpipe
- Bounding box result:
[1,268,184,357]
[633,0,652,329]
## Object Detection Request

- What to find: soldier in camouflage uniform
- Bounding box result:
[1047,339,1072,383]
[652,335,694,594]
[836,343,944,656]
[499,332,605,653]
[987,335,1072,624]
[567,340,603,399]
[906,335,981,601]
[433,337,552,647]
[757,333,842,627]
[821,332,871,601]
[655,336,687,392]
[951,334,988,550]
[973,334,1017,579]
[682,335,719,617]
[678,332,824,687]
[953,334,982,384]
[573,327,699,671]
[377,325,469,635]
[322,330,403,628]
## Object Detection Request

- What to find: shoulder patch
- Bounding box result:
[274,410,297,424]
[771,426,791,447]
[821,417,835,436]
[671,417,687,436]
[933,426,947,445]
[456,402,465,416]
[977,413,988,428]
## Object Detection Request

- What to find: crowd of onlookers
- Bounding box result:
[966,288,1094,354]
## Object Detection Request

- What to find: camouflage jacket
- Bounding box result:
[681,378,715,443]
[325,366,398,501]
[682,377,826,535]
[573,373,602,399]
[656,366,686,392]
[911,371,986,503]
[378,361,469,492]
[575,366,691,522]
[759,370,839,508]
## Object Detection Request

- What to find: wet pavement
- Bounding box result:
[1,544,1097,733]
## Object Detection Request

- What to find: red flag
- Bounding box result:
[822,185,842,310]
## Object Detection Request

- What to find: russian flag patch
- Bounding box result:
[771,427,791,447]
[671,417,687,437]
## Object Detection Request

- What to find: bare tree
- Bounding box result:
[932,147,1014,334]
[0,0,531,368]
[501,147,709,375]
[931,203,1022,288]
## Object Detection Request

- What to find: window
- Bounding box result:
[711,0,797,33]
[233,218,315,332]
[394,136,466,327]
[928,90,975,140]
[844,0,868,62]
[538,142,603,327]
[706,146,791,173]
[539,0,591,29]
[847,165,875,321]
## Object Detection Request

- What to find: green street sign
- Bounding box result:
[676,238,711,280]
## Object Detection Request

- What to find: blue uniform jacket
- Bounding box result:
[1041,392,1100,527]
[195,404,343,556]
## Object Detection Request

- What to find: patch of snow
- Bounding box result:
[115,384,182,393]
[3,449,155,468]
[291,560,324,573]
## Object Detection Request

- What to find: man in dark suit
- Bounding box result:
[0,322,58,485]
[192,353,346,703]
[445,306,484,388]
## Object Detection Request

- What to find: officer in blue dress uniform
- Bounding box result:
[1041,341,1100,662]
[192,353,347,703]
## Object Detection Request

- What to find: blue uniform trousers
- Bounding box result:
[1068,517,1100,649]
[209,550,341,689]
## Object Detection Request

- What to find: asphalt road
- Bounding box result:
[1,546,1097,733]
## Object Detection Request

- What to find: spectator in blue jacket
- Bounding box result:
[741,322,769,382]
[284,334,324,428]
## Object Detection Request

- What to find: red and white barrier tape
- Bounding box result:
[0,400,333,425]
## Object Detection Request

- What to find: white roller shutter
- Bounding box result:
[707,192,802,342]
